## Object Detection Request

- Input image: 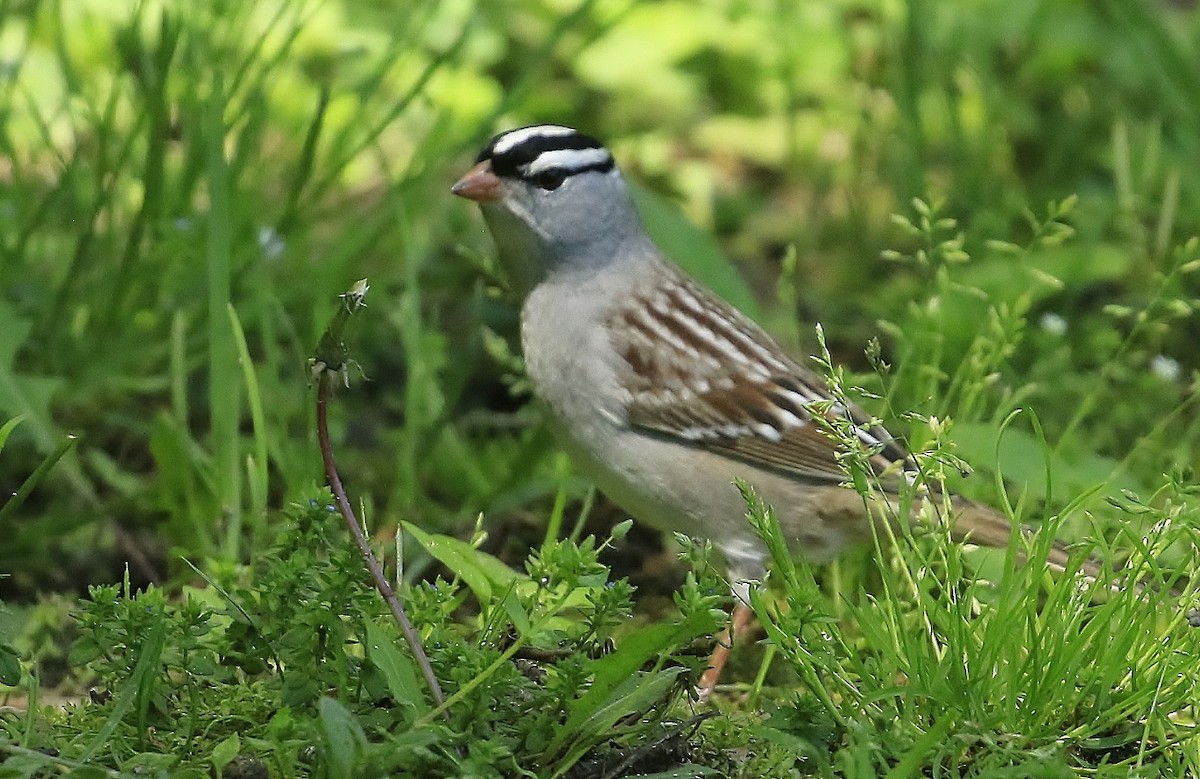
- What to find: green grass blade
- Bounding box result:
[204,71,241,560]
[0,433,77,525]
[227,303,268,535]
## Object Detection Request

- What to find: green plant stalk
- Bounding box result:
[179,556,286,684]
[223,0,300,101]
[567,486,596,543]
[107,10,177,328]
[169,311,213,556]
[20,667,37,747]
[0,743,120,779]
[544,455,571,544]
[205,71,242,560]
[276,84,330,236]
[1054,196,1191,458]
[396,210,425,512]
[227,304,269,533]
[417,636,527,726]
[77,611,166,762]
[746,642,776,710]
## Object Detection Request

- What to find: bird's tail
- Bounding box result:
[947,497,1101,579]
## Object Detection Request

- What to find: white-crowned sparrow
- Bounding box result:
[452,124,1072,690]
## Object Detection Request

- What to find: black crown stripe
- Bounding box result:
[481,126,613,178]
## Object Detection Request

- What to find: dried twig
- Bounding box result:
[309,279,447,712]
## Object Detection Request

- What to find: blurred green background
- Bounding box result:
[1,0,1197,606]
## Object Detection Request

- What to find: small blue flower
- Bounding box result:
[1039,312,1067,337]
[258,226,286,261]
[1150,355,1181,383]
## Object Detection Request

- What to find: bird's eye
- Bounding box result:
[532,169,567,191]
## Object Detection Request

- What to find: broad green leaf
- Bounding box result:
[364,619,430,719]
[402,522,518,604]
[0,643,20,686]
[558,668,684,770]
[209,733,240,773]
[953,422,1141,500]
[958,244,1131,305]
[1029,244,1132,287]
[547,611,711,758]
[318,697,365,779]
[495,582,532,636]
[626,768,722,779]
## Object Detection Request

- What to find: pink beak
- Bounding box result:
[451,160,502,202]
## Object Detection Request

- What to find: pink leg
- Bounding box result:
[696,602,754,700]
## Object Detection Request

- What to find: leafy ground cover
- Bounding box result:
[1,0,1199,776]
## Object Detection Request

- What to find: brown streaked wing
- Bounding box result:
[608,265,907,484]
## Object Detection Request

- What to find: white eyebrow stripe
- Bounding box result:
[523,147,612,175]
[492,125,576,155]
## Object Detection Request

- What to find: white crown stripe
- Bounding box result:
[491,124,576,155]
[524,147,613,175]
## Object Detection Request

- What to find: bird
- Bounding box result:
[451,124,1079,696]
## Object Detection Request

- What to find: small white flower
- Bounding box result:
[1039,312,1067,336]
[1150,354,1181,383]
[258,226,286,261]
